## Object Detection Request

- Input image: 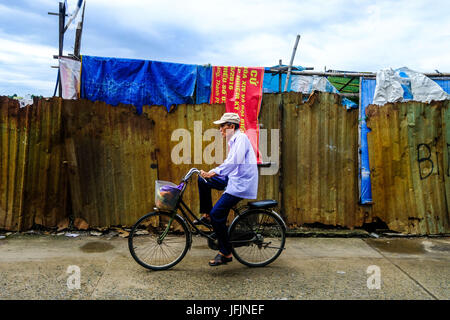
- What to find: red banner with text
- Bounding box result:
[210,66,264,163]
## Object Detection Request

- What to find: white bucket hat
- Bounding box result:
[213,112,240,125]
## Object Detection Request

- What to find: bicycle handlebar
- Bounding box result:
[182,168,208,184]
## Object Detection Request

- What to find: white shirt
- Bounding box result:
[211,130,258,199]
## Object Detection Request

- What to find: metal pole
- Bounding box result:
[284,34,301,92]
[267,69,450,78]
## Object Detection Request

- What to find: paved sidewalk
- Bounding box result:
[0,234,448,300]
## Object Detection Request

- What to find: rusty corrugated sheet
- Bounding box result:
[141,102,226,217]
[23,98,68,229]
[366,100,450,234]
[281,92,361,228]
[1,93,448,234]
[0,97,25,231]
[63,99,160,227]
[0,97,68,231]
[257,94,281,207]
[443,105,450,222]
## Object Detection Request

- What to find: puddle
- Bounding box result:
[80,241,114,253]
[366,239,426,254]
[426,244,450,252]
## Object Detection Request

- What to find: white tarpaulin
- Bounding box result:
[290,75,357,109]
[59,57,81,99]
[291,75,340,94]
[373,67,449,105]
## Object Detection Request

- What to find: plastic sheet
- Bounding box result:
[290,75,358,109]
[359,75,450,204]
[359,78,377,204]
[81,55,198,113]
[195,65,212,104]
[373,67,449,105]
[262,65,305,93]
[59,57,81,99]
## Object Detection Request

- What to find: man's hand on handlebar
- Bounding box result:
[200,170,217,179]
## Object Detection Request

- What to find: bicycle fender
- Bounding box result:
[270,210,287,231]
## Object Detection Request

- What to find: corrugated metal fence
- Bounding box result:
[0,97,68,231]
[366,100,450,234]
[0,93,449,234]
[281,92,361,228]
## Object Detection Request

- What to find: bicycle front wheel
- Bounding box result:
[229,210,286,267]
[128,211,190,270]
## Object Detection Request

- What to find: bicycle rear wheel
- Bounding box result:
[128,211,190,270]
[229,209,286,267]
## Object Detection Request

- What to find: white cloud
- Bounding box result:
[0,34,57,96]
[0,0,449,96]
[81,0,450,71]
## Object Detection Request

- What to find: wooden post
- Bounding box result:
[278,59,282,93]
[74,1,86,58]
[58,2,66,97]
[284,34,300,92]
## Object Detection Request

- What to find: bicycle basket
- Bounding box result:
[155,180,181,211]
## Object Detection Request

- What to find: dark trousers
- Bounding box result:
[198,176,242,256]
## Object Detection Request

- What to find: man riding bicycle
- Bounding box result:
[196,112,258,266]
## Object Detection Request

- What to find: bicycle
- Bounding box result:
[128,168,286,270]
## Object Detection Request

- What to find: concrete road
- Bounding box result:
[0,234,448,300]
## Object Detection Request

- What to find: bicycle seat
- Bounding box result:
[247,200,278,209]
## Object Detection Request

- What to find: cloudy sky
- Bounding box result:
[0,0,449,97]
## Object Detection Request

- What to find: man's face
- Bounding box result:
[219,123,235,139]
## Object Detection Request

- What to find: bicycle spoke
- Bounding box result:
[230,211,285,267]
[129,212,189,270]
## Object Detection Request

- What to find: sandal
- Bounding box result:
[209,253,232,266]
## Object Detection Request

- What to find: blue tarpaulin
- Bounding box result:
[195,65,212,104]
[81,55,208,113]
[359,78,377,204]
[263,66,305,93]
[359,77,450,204]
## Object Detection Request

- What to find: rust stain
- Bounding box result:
[280,92,361,228]
[0,93,448,234]
[366,100,450,234]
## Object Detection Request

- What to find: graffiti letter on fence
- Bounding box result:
[417,143,433,180]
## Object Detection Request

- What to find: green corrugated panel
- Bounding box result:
[327,76,360,93]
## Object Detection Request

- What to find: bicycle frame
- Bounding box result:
[155,168,283,249]
[129,167,286,270]
[177,199,216,240]
[156,168,244,243]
